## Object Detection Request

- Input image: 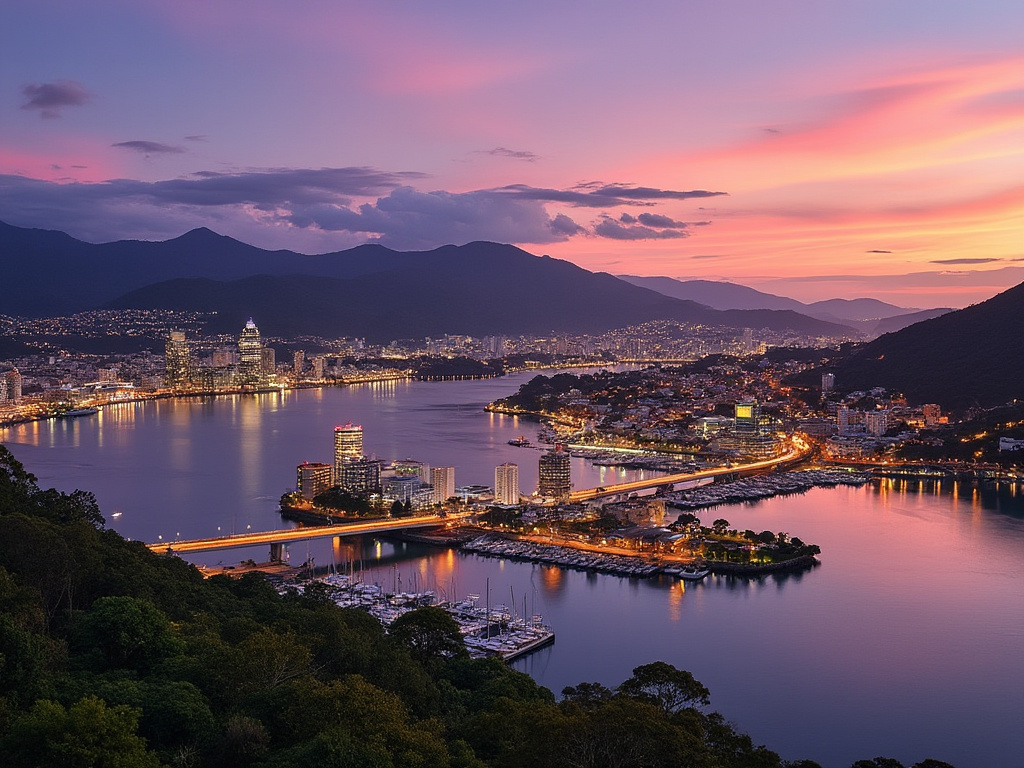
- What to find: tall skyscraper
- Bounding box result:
[238,317,263,387]
[333,423,363,482]
[538,447,571,500]
[430,466,455,505]
[293,350,305,377]
[164,331,191,388]
[821,372,835,393]
[494,462,519,505]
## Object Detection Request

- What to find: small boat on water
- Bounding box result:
[508,436,532,447]
[678,566,710,581]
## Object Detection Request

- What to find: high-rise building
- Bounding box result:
[430,466,455,505]
[922,403,942,426]
[821,372,835,393]
[260,347,276,379]
[538,447,571,500]
[837,405,851,436]
[238,318,263,387]
[865,410,890,437]
[337,458,382,494]
[494,462,519,505]
[164,331,191,388]
[293,350,305,377]
[4,368,23,403]
[296,461,333,500]
[311,356,325,379]
[333,423,363,481]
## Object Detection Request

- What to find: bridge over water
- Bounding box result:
[147,513,469,560]
[149,437,812,561]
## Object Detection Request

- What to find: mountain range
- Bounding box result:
[1,221,851,341]
[618,275,952,335]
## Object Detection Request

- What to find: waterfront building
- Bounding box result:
[311,356,325,379]
[164,330,192,388]
[260,347,276,379]
[293,350,305,377]
[238,318,264,387]
[494,462,520,505]
[337,457,382,494]
[430,466,455,505]
[4,368,23,403]
[296,461,333,500]
[333,423,364,482]
[538,447,571,500]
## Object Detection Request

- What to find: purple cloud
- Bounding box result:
[485,147,539,162]
[637,212,686,228]
[112,141,186,155]
[493,183,727,208]
[593,217,688,241]
[20,80,92,119]
[0,166,715,251]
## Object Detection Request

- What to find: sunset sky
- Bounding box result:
[2,0,1021,307]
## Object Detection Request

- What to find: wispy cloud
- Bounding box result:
[112,141,186,156]
[930,257,1002,264]
[20,80,91,119]
[484,147,539,162]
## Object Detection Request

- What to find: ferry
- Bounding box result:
[60,406,99,418]
[507,436,532,447]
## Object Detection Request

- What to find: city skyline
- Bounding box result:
[2,1,1021,309]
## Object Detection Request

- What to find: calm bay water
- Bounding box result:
[3,371,1023,768]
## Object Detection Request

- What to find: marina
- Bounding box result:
[313,573,555,662]
[664,468,872,510]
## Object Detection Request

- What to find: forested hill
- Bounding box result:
[816,280,1024,409]
[0,445,954,767]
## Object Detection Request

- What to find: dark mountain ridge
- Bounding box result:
[619,274,952,336]
[2,220,851,340]
[813,280,1024,409]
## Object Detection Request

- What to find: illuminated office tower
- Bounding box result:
[238,317,263,387]
[296,462,333,500]
[494,462,520,505]
[430,466,455,505]
[333,423,363,481]
[164,331,191,387]
[538,447,571,500]
[293,350,305,377]
[821,372,835,393]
